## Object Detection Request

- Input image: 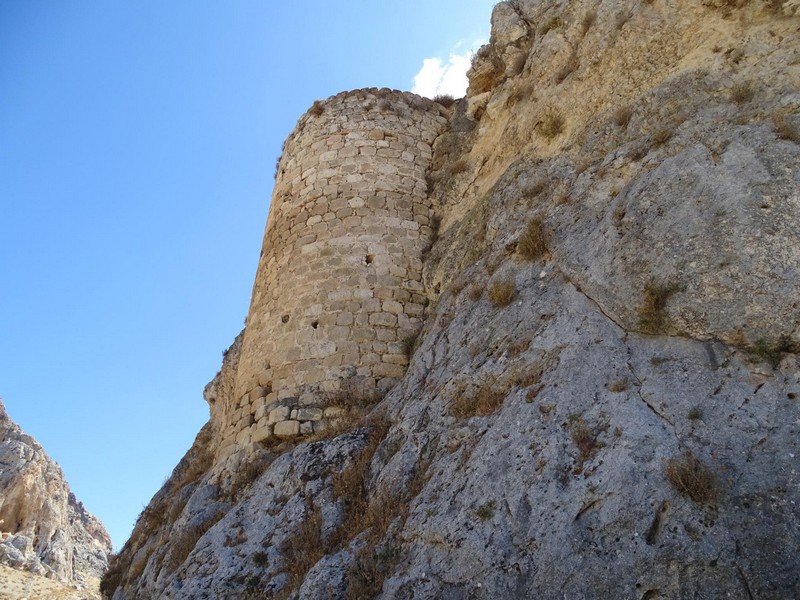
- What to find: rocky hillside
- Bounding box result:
[103,1,800,598]
[0,399,112,598]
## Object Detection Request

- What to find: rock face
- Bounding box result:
[104,1,800,598]
[0,399,112,595]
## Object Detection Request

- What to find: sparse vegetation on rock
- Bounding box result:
[105,2,800,598]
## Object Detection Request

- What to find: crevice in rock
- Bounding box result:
[626,353,678,438]
[736,563,755,600]
[556,266,628,333]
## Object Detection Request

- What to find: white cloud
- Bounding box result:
[411,41,485,98]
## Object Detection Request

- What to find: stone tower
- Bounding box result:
[205,88,447,465]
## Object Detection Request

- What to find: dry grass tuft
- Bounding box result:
[665,451,717,504]
[554,54,579,84]
[448,158,470,175]
[517,218,546,260]
[570,420,597,462]
[467,284,483,301]
[401,333,418,359]
[524,179,548,199]
[507,82,536,105]
[166,511,224,573]
[540,107,565,139]
[613,105,633,128]
[651,127,674,148]
[639,280,679,333]
[581,11,597,35]
[309,100,325,117]
[433,94,456,107]
[729,81,755,104]
[280,501,324,594]
[773,111,800,143]
[488,279,516,307]
[450,380,509,419]
[607,379,628,392]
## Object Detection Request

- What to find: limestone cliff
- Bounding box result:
[104,1,800,598]
[0,399,112,597]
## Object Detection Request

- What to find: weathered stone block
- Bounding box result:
[274,420,300,438]
[369,312,397,326]
[268,406,290,424]
[252,425,272,444]
[373,362,405,378]
[300,421,314,435]
[235,428,252,445]
[383,300,404,314]
[382,353,408,365]
[296,408,324,421]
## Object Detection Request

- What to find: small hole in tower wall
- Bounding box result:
[282,315,290,324]
[311,320,319,329]
[365,254,374,265]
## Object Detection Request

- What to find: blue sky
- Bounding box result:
[0,1,495,549]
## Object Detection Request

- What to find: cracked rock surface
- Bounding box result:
[106,1,800,598]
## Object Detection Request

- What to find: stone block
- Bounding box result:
[369,312,397,327]
[217,443,238,461]
[324,406,347,418]
[236,428,252,445]
[300,421,314,435]
[274,420,300,438]
[382,353,408,365]
[268,406,290,424]
[383,300,404,315]
[376,328,396,342]
[252,425,272,444]
[373,362,406,378]
[296,407,324,421]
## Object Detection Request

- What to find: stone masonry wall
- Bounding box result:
[207,89,447,468]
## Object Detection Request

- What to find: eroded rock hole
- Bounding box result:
[281,314,290,323]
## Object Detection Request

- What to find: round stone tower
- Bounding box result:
[208,89,446,459]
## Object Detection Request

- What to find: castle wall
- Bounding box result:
[206,89,447,464]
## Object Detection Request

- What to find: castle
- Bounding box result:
[203,88,448,473]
